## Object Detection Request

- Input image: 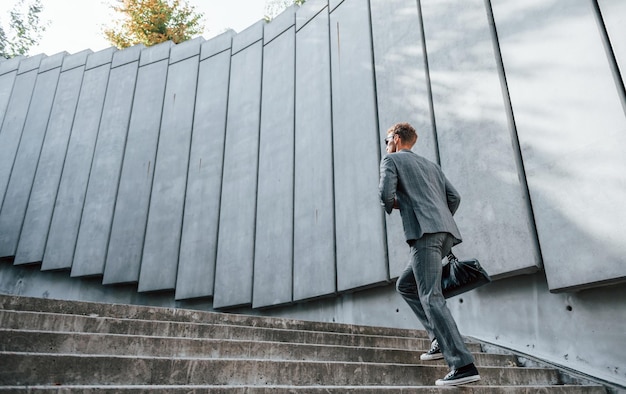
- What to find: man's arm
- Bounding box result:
[445,175,461,215]
[379,155,398,214]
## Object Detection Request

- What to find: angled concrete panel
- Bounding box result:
[139,41,172,67]
[0,53,65,259]
[293,4,336,302]
[42,50,114,271]
[491,0,626,290]
[17,54,46,74]
[0,56,22,76]
[14,52,87,265]
[330,0,388,292]
[265,5,297,44]
[175,39,232,301]
[296,0,328,31]
[329,0,345,13]
[370,0,438,278]
[85,47,117,70]
[597,0,626,87]
[0,65,39,217]
[232,21,264,54]
[0,68,17,136]
[201,31,235,60]
[169,37,204,64]
[213,27,263,309]
[0,58,22,133]
[61,50,91,72]
[421,0,540,278]
[138,42,199,292]
[70,48,140,278]
[254,15,296,308]
[102,46,171,285]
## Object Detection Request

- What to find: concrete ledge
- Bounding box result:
[0,353,559,386]
[0,309,447,350]
[1,284,425,338]
[0,329,498,365]
[0,385,607,393]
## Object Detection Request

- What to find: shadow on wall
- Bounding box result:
[489,0,626,291]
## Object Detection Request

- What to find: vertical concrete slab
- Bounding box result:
[213,22,264,309]
[0,53,65,259]
[70,45,142,278]
[370,0,438,278]
[42,48,116,271]
[0,57,22,132]
[421,0,540,278]
[253,9,296,308]
[293,0,337,302]
[0,55,43,230]
[139,39,200,292]
[329,1,387,291]
[176,32,234,300]
[13,50,91,265]
[102,42,172,285]
[490,0,626,290]
[597,0,626,87]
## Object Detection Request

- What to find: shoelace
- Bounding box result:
[443,370,455,379]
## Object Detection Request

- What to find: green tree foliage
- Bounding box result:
[0,0,47,59]
[104,0,204,49]
[264,0,306,22]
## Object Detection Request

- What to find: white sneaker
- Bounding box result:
[420,339,444,361]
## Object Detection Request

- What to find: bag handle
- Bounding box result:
[446,251,458,263]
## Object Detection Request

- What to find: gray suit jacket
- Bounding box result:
[379,149,462,244]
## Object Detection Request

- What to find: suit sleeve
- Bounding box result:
[444,175,461,215]
[379,155,398,214]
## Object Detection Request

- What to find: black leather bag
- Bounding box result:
[442,252,491,299]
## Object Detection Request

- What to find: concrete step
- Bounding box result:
[0,309,480,351]
[0,294,426,338]
[0,294,608,393]
[0,352,562,386]
[0,385,608,393]
[0,328,513,366]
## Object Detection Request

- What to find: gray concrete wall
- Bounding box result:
[42,48,116,271]
[254,8,296,308]
[293,0,336,302]
[175,31,234,301]
[0,53,65,259]
[0,0,624,387]
[490,0,626,291]
[102,42,170,286]
[422,0,541,279]
[139,39,199,292]
[14,50,91,266]
[330,0,388,291]
[213,21,264,309]
[370,0,438,279]
[70,45,143,277]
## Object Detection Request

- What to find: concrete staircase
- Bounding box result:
[0,294,607,393]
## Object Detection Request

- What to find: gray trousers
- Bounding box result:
[396,232,475,369]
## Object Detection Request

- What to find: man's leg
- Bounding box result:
[396,259,436,342]
[410,233,474,369]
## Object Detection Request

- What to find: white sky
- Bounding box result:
[0,0,269,56]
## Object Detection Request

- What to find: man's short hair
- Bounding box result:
[388,122,418,145]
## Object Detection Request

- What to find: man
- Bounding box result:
[378,122,480,386]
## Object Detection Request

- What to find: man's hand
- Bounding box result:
[393,198,399,209]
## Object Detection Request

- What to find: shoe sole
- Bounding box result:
[435,374,481,386]
[420,353,444,361]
